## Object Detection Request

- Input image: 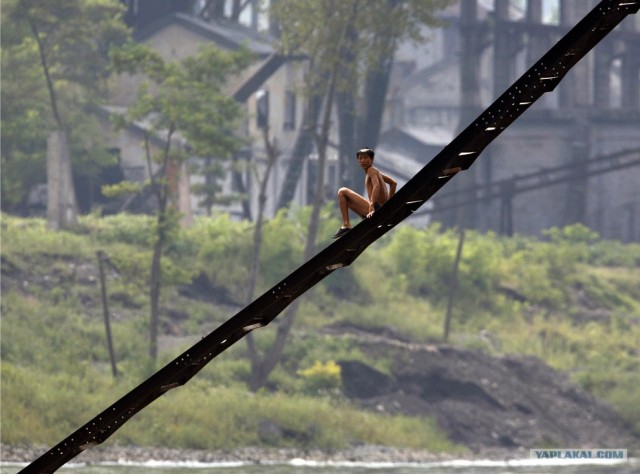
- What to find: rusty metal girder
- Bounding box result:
[22,1,639,472]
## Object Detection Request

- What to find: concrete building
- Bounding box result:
[382,0,640,241]
[104,2,312,221]
[106,1,639,241]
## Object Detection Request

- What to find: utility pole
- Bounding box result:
[97,250,118,379]
[443,230,465,342]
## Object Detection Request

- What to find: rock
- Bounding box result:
[337,360,396,399]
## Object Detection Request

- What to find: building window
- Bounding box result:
[256,89,269,129]
[284,90,296,130]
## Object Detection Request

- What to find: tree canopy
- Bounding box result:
[271,0,451,93]
[108,41,254,361]
[269,0,453,191]
[1,0,129,216]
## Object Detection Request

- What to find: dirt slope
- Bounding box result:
[330,324,639,452]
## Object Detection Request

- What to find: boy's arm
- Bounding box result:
[382,173,397,197]
[367,168,382,210]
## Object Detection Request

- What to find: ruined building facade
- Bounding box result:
[386,0,640,241]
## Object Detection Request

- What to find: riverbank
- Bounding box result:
[1,443,529,466]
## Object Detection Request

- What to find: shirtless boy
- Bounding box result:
[333,148,397,239]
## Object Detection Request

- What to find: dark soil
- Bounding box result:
[327,324,639,454]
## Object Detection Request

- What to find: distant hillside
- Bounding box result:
[1,213,639,454]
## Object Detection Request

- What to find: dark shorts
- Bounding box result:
[360,202,382,218]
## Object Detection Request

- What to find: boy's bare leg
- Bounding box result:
[337,187,369,228]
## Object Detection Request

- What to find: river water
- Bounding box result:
[2,459,638,474]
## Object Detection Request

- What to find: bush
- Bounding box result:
[82,213,156,247]
[187,214,252,302]
[259,209,305,288]
[379,225,504,313]
[2,214,639,454]
[1,215,91,257]
[298,360,342,395]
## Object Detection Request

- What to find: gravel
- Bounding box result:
[1,443,526,466]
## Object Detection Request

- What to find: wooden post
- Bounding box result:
[443,230,465,342]
[97,250,118,378]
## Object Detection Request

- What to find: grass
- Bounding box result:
[1,363,456,452]
[2,213,639,449]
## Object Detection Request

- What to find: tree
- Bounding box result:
[239,0,453,391]
[240,0,357,391]
[334,0,453,191]
[0,14,49,214]
[109,43,253,363]
[1,0,128,227]
[243,127,282,390]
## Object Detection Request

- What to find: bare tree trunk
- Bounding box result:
[149,224,164,362]
[245,1,358,392]
[247,50,342,393]
[357,59,393,147]
[231,0,251,22]
[46,131,78,230]
[29,16,79,230]
[246,129,279,388]
[443,230,465,342]
[337,91,357,190]
[331,1,397,198]
[246,102,331,390]
[146,130,173,363]
[232,153,252,220]
[97,250,119,378]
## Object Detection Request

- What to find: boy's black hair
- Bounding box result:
[356,148,375,160]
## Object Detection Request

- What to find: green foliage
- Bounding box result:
[0,363,119,445]
[1,215,91,257]
[2,215,639,450]
[258,209,306,288]
[0,0,130,213]
[82,213,156,246]
[106,39,256,366]
[187,214,253,302]
[298,360,342,396]
[1,367,454,451]
[590,240,640,266]
[544,223,599,244]
[0,29,49,211]
[378,225,503,315]
[101,181,145,199]
[1,291,109,371]
[596,372,640,435]
[271,0,453,92]
[109,41,254,211]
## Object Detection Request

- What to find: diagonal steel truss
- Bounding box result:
[22,1,639,472]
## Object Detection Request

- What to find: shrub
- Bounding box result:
[82,213,156,247]
[259,209,305,288]
[298,360,342,395]
[379,225,504,314]
[187,214,252,302]
[1,215,91,257]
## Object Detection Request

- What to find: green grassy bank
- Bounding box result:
[1,212,639,450]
